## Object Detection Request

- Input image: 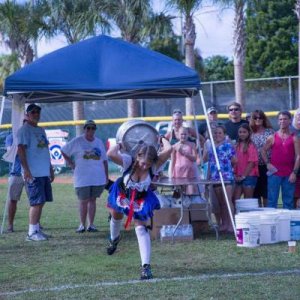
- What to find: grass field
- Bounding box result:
[0,179,300,300]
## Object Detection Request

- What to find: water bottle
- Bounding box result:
[160,226,166,239]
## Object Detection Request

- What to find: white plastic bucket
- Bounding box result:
[235,198,259,213]
[278,211,291,242]
[290,211,300,241]
[260,213,279,244]
[235,213,260,247]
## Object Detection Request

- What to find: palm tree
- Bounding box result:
[0,0,45,67]
[45,0,110,136]
[100,0,151,117]
[166,0,203,117]
[101,0,175,118]
[213,0,246,107]
[0,53,20,92]
[295,0,300,106]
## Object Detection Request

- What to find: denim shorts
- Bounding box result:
[25,177,53,206]
[75,185,105,200]
[236,176,257,188]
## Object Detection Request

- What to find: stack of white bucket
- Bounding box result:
[235,200,300,247]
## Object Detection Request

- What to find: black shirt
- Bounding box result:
[224,119,248,141]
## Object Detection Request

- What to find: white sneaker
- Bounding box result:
[26,232,48,242]
[38,230,52,239]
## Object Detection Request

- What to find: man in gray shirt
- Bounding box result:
[17,104,54,241]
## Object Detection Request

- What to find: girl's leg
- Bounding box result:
[243,186,255,198]
[214,186,226,231]
[109,209,123,240]
[135,220,153,280]
[233,184,242,201]
[224,185,234,232]
[107,209,123,255]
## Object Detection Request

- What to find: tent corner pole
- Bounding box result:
[199,90,236,238]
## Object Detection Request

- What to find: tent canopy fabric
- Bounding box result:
[4,35,200,103]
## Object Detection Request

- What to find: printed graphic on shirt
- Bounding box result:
[37,134,49,148]
[83,147,102,160]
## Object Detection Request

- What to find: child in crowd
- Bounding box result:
[233,124,259,201]
[171,127,198,195]
[203,125,236,233]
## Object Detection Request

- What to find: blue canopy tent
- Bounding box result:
[1,35,236,236]
[4,35,200,102]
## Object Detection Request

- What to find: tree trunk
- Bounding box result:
[127,99,139,118]
[233,1,246,108]
[72,101,85,136]
[184,15,196,124]
[234,58,245,107]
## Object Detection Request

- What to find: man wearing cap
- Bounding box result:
[17,104,54,241]
[224,101,248,142]
[62,120,108,233]
[199,106,222,139]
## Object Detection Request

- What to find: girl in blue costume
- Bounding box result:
[106,138,172,280]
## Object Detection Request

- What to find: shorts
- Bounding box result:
[75,185,105,200]
[8,175,24,201]
[235,176,257,188]
[25,177,53,206]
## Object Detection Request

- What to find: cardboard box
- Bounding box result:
[191,221,210,239]
[150,208,190,240]
[189,203,209,221]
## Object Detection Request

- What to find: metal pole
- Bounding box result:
[199,90,236,237]
[288,76,293,110]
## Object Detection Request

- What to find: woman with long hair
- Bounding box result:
[249,110,274,207]
[233,124,259,201]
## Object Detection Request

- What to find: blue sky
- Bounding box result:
[0,1,234,59]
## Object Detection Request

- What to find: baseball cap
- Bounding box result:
[26,103,41,113]
[84,119,97,128]
[207,107,217,114]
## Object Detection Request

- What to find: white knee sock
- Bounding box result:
[135,225,151,266]
[110,217,122,241]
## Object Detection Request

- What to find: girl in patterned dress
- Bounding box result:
[106,138,172,280]
[203,125,236,233]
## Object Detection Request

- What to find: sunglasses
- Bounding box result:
[209,111,217,115]
[86,126,96,131]
[173,110,182,114]
[29,110,40,114]
[229,108,240,112]
[253,117,263,120]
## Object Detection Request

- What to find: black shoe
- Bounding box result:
[87,225,98,232]
[140,264,153,280]
[107,235,121,255]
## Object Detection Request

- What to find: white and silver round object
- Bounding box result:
[116,119,159,157]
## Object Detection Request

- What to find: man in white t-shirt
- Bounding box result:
[62,120,108,233]
[17,104,54,242]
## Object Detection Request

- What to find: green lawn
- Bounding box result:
[0,180,299,300]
